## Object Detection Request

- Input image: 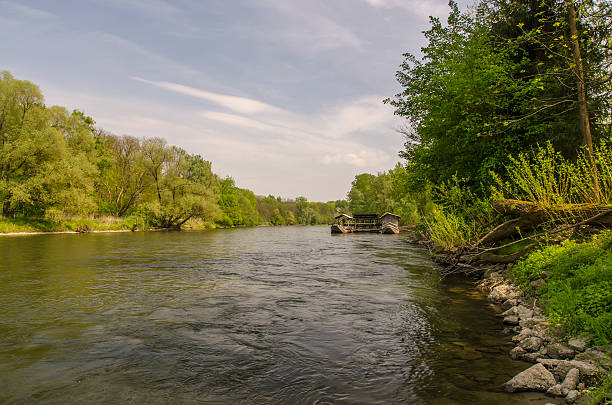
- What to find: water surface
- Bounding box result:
[0,227,553,404]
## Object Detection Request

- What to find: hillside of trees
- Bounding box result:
[0,71,345,230]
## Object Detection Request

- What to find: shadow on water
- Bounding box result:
[0,227,556,404]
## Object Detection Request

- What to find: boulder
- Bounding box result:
[565,389,580,403]
[501,306,518,317]
[519,316,546,328]
[510,346,526,360]
[520,336,543,352]
[567,336,589,352]
[512,328,533,343]
[537,359,599,383]
[489,284,521,303]
[504,315,520,325]
[546,343,575,360]
[516,305,534,320]
[574,346,612,370]
[503,363,556,392]
[547,368,580,397]
[501,298,518,310]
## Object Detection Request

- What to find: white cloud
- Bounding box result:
[132,77,284,115]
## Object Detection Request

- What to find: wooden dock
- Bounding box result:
[331,213,400,234]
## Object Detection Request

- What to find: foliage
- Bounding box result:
[510,230,612,344]
[385,0,611,194]
[493,141,612,206]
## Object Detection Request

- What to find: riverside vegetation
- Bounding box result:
[0,71,347,233]
[346,0,611,402]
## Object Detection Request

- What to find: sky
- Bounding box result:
[0,0,467,201]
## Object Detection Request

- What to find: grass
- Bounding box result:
[0,216,141,233]
[509,230,612,345]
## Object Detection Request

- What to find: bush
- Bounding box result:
[510,230,612,344]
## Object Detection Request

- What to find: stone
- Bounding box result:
[547,343,575,360]
[567,337,589,352]
[504,315,520,325]
[546,383,564,396]
[512,328,533,343]
[501,298,518,310]
[489,284,522,303]
[501,306,518,317]
[522,351,546,362]
[565,389,580,403]
[510,346,526,360]
[516,305,534,320]
[561,368,580,393]
[503,363,556,392]
[520,336,543,352]
[530,278,546,290]
[574,346,612,370]
[538,359,599,384]
[519,316,546,329]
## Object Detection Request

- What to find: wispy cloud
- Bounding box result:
[133,77,284,115]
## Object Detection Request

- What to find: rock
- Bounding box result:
[531,323,555,342]
[512,328,533,343]
[562,368,580,393]
[522,350,546,362]
[520,336,543,352]
[516,305,534,320]
[510,346,526,360]
[547,383,564,396]
[519,316,546,328]
[501,306,518,317]
[530,278,546,290]
[489,284,521,303]
[567,337,589,352]
[533,307,545,317]
[565,389,580,403]
[501,298,518,310]
[538,359,599,383]
[504,315,520,325]
[503,363,556,392]
[574,346,612,370]
[547,343,575,360]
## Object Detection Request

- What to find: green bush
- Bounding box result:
[510,231,612,344]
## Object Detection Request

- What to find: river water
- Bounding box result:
[0,227,554,404]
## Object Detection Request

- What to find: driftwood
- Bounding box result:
[457,200,612,266]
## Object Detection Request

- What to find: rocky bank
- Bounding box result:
[477,268,611,404]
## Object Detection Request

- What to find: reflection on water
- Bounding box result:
[0,227,552,404]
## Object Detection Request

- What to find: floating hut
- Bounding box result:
[331,213,400,234]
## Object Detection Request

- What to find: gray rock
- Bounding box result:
[489,284,522,303]
[562,368,580,392]
[547,343,575,360]
[503,363,556,392]
[522,350,546,362]
[512,328,533,343]
[567,337,589,352]
[516,305,534,320]
[501,298,518,310]
[510,346,526,360]
[546,383,564,396]
[520,336,543,352]
[530,278,546,289]
[519,316,546,329]
[538,359,599,383]
[504,315,520,325]
[565,389,580,403]
[501,306,518,317]
[574,346,612,370]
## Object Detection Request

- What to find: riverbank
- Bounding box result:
[434,230,612,404]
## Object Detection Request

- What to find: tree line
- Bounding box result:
[348,0,611,223]
[0,71,344,228]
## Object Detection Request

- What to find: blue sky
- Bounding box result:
[1,0,466,201]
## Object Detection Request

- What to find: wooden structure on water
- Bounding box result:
[331,212,400,234]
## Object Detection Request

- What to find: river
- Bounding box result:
[0,227,553,404]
